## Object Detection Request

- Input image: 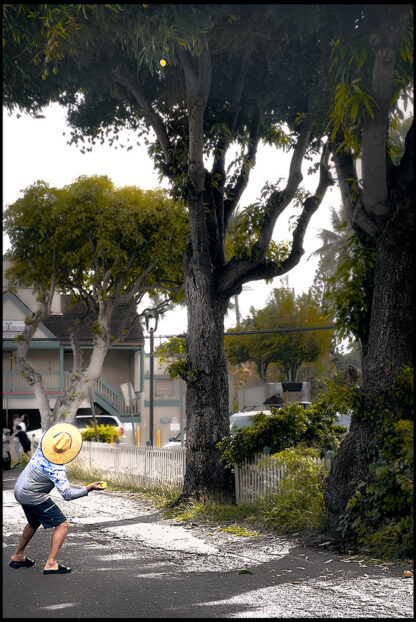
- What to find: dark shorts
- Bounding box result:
[21,498,67,529]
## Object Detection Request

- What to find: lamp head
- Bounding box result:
[144,309,159,333]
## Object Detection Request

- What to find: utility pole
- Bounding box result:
[145,310,159,447]
[234,294,241,326]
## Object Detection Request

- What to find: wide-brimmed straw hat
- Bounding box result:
[41,423,83,465]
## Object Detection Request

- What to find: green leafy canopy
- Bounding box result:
[4,175,189,307]
[225,286,333,382]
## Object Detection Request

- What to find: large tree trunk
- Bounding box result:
[180,256,235,502]
[15,309,55,431]
[55,309,112,422]
[324,204,414,533]
[361,207,414,401]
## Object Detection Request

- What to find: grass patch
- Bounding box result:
[162,493,267,528]
[220,525,259,537]
[257,491,329,535]
[66,461,181,506]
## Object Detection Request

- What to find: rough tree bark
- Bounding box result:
[181,255,234,500]
[13,279,57,431]
[324,5,413,533]
[54,307,112,423]
[324,204,414,532]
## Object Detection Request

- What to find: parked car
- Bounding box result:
[229,402,312,434]
[3,428,11,470]
[29,414,130,446]
[229,410,271,433]
[70,414,128,442]
[335,412,352,429]
[162,429,186,449]
[28,428,42,445]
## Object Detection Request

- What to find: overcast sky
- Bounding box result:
[3,103,342,340]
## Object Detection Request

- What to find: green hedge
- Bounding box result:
[218,400,347,467]
[81,424,121,443]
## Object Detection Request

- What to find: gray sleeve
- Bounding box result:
[60,486,89,501]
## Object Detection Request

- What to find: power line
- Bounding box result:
[225,326,334,336]
[144,326,334,339]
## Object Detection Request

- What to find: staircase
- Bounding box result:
[93,377,140,418]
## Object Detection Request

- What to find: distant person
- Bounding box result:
[14,413,28,431]
[10,425,32,465]
[10,422,106,574]
[12,415,28,465]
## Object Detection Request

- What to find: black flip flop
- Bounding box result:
[43,564,71,575]
[9,557,35,569]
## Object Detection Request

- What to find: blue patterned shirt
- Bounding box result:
[14,436,88,506]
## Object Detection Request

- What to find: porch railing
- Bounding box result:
[3,371,137,415]
[94,377,138,415]
[3,371,63,393]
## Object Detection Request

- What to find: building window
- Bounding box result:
[155,379,175,397]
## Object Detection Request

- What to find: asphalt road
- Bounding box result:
[3,467,414,619]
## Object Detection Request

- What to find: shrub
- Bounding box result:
[338,366,413,560]
[81,424,121,443]
[259,446,328,533]
[218,401,346,467]
[340,457,413,560]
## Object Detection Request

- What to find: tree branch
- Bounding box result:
[392,119,414,194]
[217,115,314,294]
[115,264,156,306]
[223,97,263,229]
[330,141,378,241]
[254,114,314,254]
[116,73,174,173]
[219,140,334,295]
[279,145,334,270]
[211,43,253,198]
[361,5,410,220]
[330,142,357,224]
[178,41,211,192]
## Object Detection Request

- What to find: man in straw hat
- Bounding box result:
[10,422,105,574]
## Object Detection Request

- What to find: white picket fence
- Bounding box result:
[234,453,332,504]
[74,442,187,488]
[71,442,331,504]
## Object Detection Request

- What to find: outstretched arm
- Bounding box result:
[86,482,106,492]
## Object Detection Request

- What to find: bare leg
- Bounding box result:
[11,523,38,562]
[44,521,69,571]
[13,438,21,462]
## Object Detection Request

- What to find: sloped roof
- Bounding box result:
[3,291,56,340]
[3,291,32,314]
[43,299,144,346]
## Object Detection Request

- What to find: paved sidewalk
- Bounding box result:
[3,468,414,618]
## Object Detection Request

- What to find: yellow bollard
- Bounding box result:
[136,426,140,447]
[156,429,160,448]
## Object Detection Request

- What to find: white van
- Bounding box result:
[229,402,312,433]
[229,410,270,433]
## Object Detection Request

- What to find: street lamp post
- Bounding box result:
[145,310,159,446]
